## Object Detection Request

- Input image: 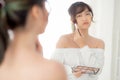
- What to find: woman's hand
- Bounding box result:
[72,71,83,78]
[72,66,100,76]
[72,66,86,78]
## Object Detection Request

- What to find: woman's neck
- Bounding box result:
[12,29,38,51]
[1,28,42,67]
[77,29,90,38]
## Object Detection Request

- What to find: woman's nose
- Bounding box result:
[82,15,87,21]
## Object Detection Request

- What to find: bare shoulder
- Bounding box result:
[42,59,67,80]
[56,34,72,48]
[93,37,105,49]
[0,57,67,80]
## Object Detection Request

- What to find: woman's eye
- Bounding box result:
[86,12,91,15]
[86,13,90,15]
[76,15,82,18]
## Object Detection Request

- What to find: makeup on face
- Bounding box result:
[76,9,92,19]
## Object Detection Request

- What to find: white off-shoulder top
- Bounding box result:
[51,46,104,80]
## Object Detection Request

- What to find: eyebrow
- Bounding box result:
[77,10,90,15]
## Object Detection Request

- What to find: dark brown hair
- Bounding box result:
[0,0,46,64]
[68,2,93,24]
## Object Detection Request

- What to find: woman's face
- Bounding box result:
[75,8,92,30]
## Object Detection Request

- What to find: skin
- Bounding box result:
[56,9,105,78]
[0,3,67,80]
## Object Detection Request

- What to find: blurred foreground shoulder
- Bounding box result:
[45,59,67,80]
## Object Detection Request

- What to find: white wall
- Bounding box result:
[111,0,120,80]
[96,0,114,80]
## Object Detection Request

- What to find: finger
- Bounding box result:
[74,70,86,74]
[73,68,80,72]
[81,69,87,73]
[77,66,87,69]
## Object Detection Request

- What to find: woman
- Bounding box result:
[51,2,105,80]
[0,0,67,80]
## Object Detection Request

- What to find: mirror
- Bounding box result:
[39,0,120,80]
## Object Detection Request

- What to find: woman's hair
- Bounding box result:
[0,0,5,8]
[0,0,46,64]
[68,2,93,24]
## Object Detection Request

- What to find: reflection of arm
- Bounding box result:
[95,40,105,76]
[79,46,105,76]
[51,51,78,79]
[51,36,81,79]
[89,53,104,76]
[81,46,104,76]
[74,66,100,75]
[51,51,72,74]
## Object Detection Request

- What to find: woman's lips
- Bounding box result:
[83,22,89,25]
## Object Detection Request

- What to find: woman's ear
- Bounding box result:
[31,5,42,19]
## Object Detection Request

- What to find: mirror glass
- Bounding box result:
[39,0,120,80]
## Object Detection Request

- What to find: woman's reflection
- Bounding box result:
[51,1,105,80]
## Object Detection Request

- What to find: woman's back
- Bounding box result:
[0,0,67,80]
[0,49,67,80]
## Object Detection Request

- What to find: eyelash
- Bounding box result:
[77,15,82,17]
[76,13,91,17]
[86,13,91,15]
